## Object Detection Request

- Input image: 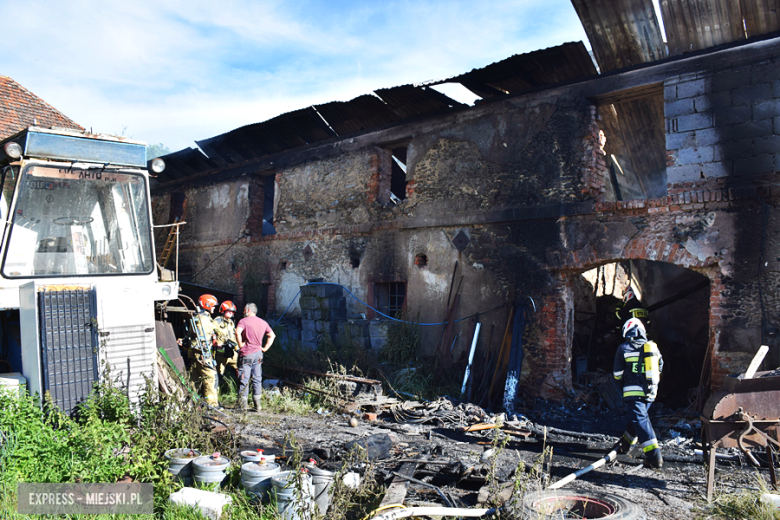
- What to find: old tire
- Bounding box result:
[519,489,646,520]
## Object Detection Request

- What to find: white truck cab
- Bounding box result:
[0,127,177,413]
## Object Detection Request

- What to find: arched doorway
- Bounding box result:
[572,260,710,407]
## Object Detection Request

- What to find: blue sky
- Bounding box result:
[2,0,592,153]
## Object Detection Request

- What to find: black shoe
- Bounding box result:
[644,449,663,469]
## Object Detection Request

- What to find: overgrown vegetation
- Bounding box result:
[0,363,322,519]
[696,478,780,520]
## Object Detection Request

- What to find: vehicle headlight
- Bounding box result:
[3,142,22,159]
[150,158,165,174]
[161,284,172,297]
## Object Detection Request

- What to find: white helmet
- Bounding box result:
[622,317,646,338]
[622,286,635,304]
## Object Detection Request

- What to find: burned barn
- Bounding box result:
[150,3,780,409]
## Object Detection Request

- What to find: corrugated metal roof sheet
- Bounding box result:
[661,0,780,56]
[444,42,597,98]
[315,95,400,135]
[572,0,666,72]
[374,85,466,119]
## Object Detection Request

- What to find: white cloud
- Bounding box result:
[1,0,588,152]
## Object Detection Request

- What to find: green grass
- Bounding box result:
[696,479,780,520]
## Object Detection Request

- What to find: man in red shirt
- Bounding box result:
[235,302,275,412]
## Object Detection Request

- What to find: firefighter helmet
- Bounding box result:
[622,317,646,338]
[622,286,635,304]
[220,300,236,314]
[198,294,218,312]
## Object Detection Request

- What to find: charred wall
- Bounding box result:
[152,38,780,401]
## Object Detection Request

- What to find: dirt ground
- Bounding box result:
[226,398,776,520]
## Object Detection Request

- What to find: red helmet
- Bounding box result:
[198,294,218,312]
[220,300,236,314]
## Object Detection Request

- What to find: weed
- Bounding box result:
[697,477,780,520]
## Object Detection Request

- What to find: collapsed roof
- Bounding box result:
[155,0,780,188]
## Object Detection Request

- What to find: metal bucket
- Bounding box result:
[164,448,201,485]
[240,449,275,464]
[306,463,336,515]
[192,454,231,490]
[271,470,314,520]
[241,461,281,501]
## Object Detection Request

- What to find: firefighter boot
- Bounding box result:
[253,395,262,412]
[644,448,663,469]
[239,395,248,411]
[614,434,637,455]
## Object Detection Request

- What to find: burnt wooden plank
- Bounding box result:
[380,462,418,507]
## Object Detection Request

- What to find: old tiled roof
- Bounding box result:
[0,76,83,140]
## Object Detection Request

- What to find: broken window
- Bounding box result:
[374,282,406,316]
[593,84,667,200]
[389,147,407,203]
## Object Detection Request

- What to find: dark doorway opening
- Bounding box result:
[572,260,710,407]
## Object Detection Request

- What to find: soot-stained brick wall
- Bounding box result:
[153,39,780,401]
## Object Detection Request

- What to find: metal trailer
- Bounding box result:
[0,127,178,414]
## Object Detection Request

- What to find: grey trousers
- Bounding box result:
[238,350,263,397]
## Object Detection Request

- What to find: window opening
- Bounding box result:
[350,256,360,269]
[169,192,185,223]
[280,260,288,270]
[390,147,407,202]
[415,253,428,267]
[374,282,406,316]
[262,176,276,236]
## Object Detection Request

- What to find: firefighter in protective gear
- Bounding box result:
[184,294,219,406]
[615,286,649,326]
[214,300,239,384]
[613,317,664,469]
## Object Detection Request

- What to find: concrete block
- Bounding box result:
[318,296,346,311]
[713,105,751,127]
[665,98,694,117]
[300,284,342,298]
[775,80,780,98]
[694,127,723,147]
[702,161,732,178]
[754,99,780,120]
[676,78,709,99]
[368,320,388,339]
[775,153,780,172]
[666,131,696,150]
[676,113,713,132]
[315,320,333,333]
[676,146,714,165]
[775,116,780,135]
[299,297,318,310]
[753,63,780,84]
[664,84,678,102]
[327,308,347,321]
[716,139,753,160]
[302,330,318,343]
[734,155,774,176]
[731,120,773,139]
[733,84,772,106]
[712,68,750,92]
[302,319,316,332]
[667,165,703,184]
[753,135,780,155]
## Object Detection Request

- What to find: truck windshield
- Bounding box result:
[2,164,154,277]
